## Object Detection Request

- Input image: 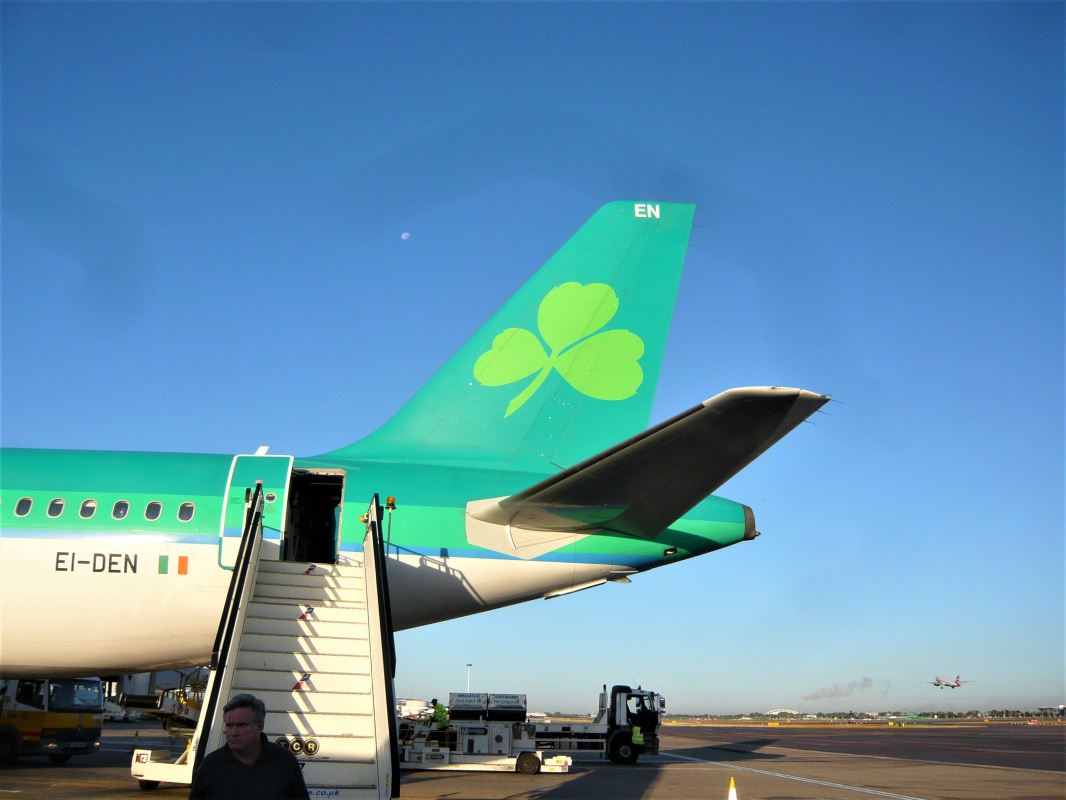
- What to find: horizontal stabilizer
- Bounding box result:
[468,387,828,538]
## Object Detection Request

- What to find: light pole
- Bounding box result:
[466,663,472,693]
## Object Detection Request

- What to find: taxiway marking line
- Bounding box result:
[659,751,928,800]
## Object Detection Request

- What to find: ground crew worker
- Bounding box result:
[631,724,644,746]
[431,698,449,729]
[630,696,651,748]
[427,697,450,745]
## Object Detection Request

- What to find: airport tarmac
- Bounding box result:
[0,721,1062,799]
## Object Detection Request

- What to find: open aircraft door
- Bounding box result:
[218,454,294,569]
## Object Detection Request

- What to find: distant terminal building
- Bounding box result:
[765,708,799,716]
[396,698,432,717]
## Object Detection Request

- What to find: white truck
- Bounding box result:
[398,684,665,773]
[532,684,665,765]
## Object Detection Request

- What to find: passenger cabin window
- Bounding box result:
[112,500,130,520]
[47,498,65,518]
[15,497,33,516]
[145,501,162,521]
[178,502,195,522]
[80,499,98,519]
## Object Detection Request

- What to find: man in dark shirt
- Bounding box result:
[189,693,309,800]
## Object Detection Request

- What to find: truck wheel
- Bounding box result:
[47,754,72,765]
[516,752,541,775]
[137,780,161,791]
[608,735,639,765]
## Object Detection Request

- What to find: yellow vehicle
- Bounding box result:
[0,677,104,763]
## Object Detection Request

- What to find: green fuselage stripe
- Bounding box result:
[1,447,750,569]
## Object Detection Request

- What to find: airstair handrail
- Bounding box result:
[368,495,397,680]
[209,485,263,666]
[365,494,401,797]
[194,483,265,768]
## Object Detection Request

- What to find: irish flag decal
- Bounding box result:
[158,555,189,575]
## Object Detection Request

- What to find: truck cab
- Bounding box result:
[601,684,665,764]
[0,677,104,763]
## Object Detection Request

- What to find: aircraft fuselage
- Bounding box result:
[0,447,748,676]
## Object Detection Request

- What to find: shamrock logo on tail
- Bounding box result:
[473,282,645,417]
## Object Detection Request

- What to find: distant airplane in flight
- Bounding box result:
[928,675,972,689]
[0,201,828,677]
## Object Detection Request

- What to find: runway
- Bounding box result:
[0,721,1062,799]
[669,722,1066,771]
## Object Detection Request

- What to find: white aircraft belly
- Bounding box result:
[1,537,228,675]
[0,537,612,675]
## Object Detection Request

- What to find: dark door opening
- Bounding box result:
[284,471,344,564]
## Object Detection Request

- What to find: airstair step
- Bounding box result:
[303,761,381,791]
[232,669,372,695]
[266,710,378,738]
[302,787,382,800]
[255,569,366,591]
[252,583,367,603]
[304,763,383,797]
[249,596,368,613]
[230,688,375,716]
[261,733,379,762]
[258,559,364,577]
[240,633,370,657]
[247,601,365,624]
[236,650,371,676]
[243,616,370,640]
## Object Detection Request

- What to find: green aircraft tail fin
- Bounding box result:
[322,201,696,472]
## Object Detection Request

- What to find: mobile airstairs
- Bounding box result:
[132,489,400,798]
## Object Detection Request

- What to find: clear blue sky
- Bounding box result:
[3,3,1062,715]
